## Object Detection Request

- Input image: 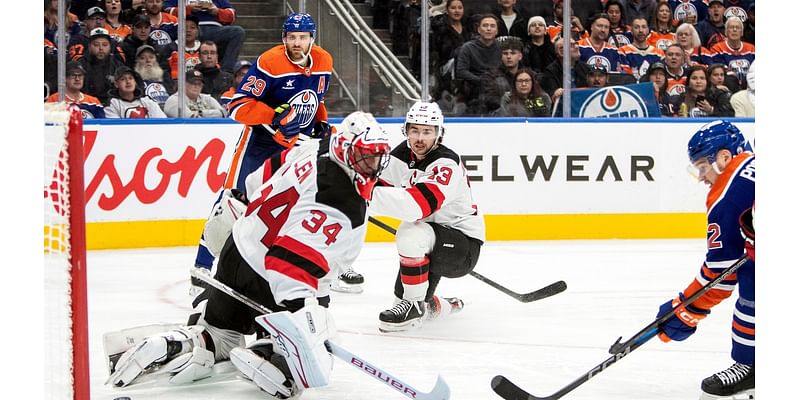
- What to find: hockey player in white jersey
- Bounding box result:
[104,111,391,398]
[370,101,486,332]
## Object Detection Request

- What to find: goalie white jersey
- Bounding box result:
[232,139,368,305]
[370,144,485,243]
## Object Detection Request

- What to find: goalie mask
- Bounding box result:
[402,101,445,157]
[331,111,391,200]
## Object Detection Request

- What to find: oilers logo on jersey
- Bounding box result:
[673,3,698,22]
[586,55,612,73]
[144,82,170,107]
[149,30,173,46]
[79,109,95,120]
[287,89,319,129]
[579,86,650,118]
[724,7,748,23]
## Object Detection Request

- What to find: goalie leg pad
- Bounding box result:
[106,325,210,387]
[230,339,302,399]
[103,323,183,374]
[163,345,215,384]
[203,189,247,258]
[255,299,336,389]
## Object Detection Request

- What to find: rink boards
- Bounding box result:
[69,118,754,249]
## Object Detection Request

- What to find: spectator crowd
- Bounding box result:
[387,0,754,117]
[44,0,756,119]
[44,0,245,119]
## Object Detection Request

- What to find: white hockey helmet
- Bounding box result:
[331,111,391,199]
[402,101,445,143]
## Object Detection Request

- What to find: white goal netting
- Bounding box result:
[44,102,88,400]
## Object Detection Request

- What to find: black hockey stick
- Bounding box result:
[490,254,751,400]
[607,254,750,354]
[368,217,567,303]
[189,268,451,400]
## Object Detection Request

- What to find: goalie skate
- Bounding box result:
[330,267,364,294]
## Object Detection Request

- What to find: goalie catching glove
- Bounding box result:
[106,325,215,387]
[203,189,248,257]
[655,292,710,342]
[264,103,301,148]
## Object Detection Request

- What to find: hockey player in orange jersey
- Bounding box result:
[190,13,336,295]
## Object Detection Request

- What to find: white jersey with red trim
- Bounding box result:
[370,143,485,243]
[231,138,368,304]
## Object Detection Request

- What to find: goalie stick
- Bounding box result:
[490,254,751,400]
[189,268,451,400]
[368,217,567,303]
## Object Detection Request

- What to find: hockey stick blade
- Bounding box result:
[491,332,652,400]
[469,271,566,303]
[190,268,450,399]
[328,341,450,400]
[368,217,567,303]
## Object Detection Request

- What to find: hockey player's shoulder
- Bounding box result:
[310,46,333,70]
[425,145,461,167]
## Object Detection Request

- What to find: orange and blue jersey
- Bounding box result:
[619,44,666,81]
[687,46,714,67]
[219,86,235,108]
[577,37,629,73]
[647,31,675,52]
[149,13,179,46]
[225,44,332,191]
[710,41,755,82]
[682,152,755,364]
[46,92,106,119]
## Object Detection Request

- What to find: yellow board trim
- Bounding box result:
[81,213,706,250]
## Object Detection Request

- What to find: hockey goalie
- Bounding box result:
[103,111,391,398]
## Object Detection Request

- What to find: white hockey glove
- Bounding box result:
[106,325,214,387]
[204,188,248,257]
[255,298,337,389]
[230,338,303,399]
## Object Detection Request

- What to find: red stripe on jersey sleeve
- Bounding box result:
[406,186,432,217]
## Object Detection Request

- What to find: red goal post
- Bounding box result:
[44,102,89,400]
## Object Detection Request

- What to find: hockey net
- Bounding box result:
[44,102,89,400]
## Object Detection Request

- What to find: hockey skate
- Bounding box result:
[330,267,364,294]
[379,299,426,333]
[699,363,754,400]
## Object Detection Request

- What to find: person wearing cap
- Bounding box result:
[121,13,160,68]
[159,14,202,80]
[78,27,126,104]
[219,59,251,107]
[144,0,180,46]
[45,61,106,119]
[134,44,173,108]
[102,0,133,42]
[643,61,680,117]
[163,0,245,74]
[696,0,727,49]
[106,65,166,118]
[586,64,609,88]
[194,40,232,100]
[164,69,226,118]
[67,6,124,62]
[617,15,665,81]
[523,16,556,73]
